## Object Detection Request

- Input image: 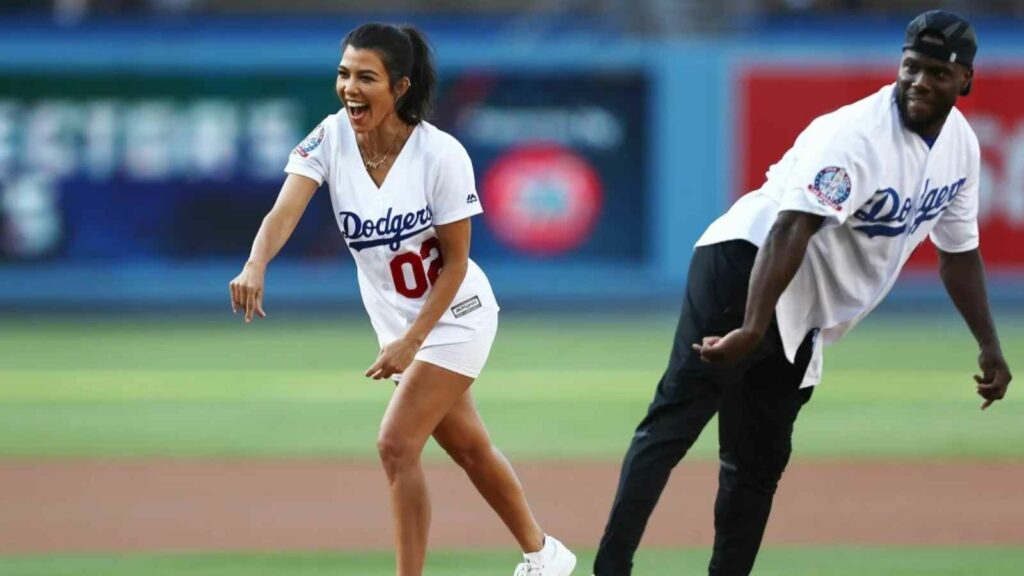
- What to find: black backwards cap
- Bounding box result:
[903,10,977,95]
[903,10,977,69]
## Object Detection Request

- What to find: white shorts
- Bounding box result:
[398,311,498,380]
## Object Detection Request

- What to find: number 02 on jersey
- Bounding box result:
[389,237,444,298]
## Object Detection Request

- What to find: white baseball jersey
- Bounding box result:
[697,83,980,387]
[284,111,499,350]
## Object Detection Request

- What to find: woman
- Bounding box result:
[228,23,576,576]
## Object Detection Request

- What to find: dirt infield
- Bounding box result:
[3,459,1023,553]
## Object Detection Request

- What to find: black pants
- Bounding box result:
[593,240,816,576]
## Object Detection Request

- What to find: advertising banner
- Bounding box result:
[0,70,648,266]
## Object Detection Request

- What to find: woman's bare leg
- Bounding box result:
[432,389,545,553]
[377,361,474,576]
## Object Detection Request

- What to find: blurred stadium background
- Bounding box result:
[1,1,1022,575]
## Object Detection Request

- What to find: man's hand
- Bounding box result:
[976,346,1012,410]
[692,327,764,365]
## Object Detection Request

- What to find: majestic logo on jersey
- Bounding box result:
[852,177,967,238]
[338,206,433,252]
[808,166,851,211]
[294,125,325,158]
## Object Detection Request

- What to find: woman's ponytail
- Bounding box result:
[397,26,436,125]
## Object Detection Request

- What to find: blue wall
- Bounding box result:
[1,17,1021,307]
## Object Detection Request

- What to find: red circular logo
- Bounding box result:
[482,145,603,255]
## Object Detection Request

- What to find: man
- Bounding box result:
[593,10,1012,576]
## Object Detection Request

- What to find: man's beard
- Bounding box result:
[895,85,953,134]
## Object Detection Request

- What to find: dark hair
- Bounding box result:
[342,23,436,125]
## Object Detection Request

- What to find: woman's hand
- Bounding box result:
[229,174,319,324]
[365,337,421,380]
[229,262,268,323]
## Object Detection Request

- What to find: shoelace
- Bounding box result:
[513,559,543,576]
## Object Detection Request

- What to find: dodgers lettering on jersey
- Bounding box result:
[696,83,980,388]
[339,206,434,251]
[853,176,967,238]
[283,111,499,351]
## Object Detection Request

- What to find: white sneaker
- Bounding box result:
[513,535,576,576]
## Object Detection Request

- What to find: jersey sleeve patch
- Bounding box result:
[294,124,325,158]
[807,166,851,211]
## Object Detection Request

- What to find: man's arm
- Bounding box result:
[693,210,824,364]
[938,248,1012,409]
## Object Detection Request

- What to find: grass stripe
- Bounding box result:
[1,548,1023,576]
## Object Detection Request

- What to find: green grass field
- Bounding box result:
[2,548,1023,576]
[2,310,1022,574]
[1,311,1022,460]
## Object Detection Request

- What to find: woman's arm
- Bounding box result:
[229,174,320,322]
[365,218,472,379]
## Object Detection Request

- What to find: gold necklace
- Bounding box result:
[359,127,405,171]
